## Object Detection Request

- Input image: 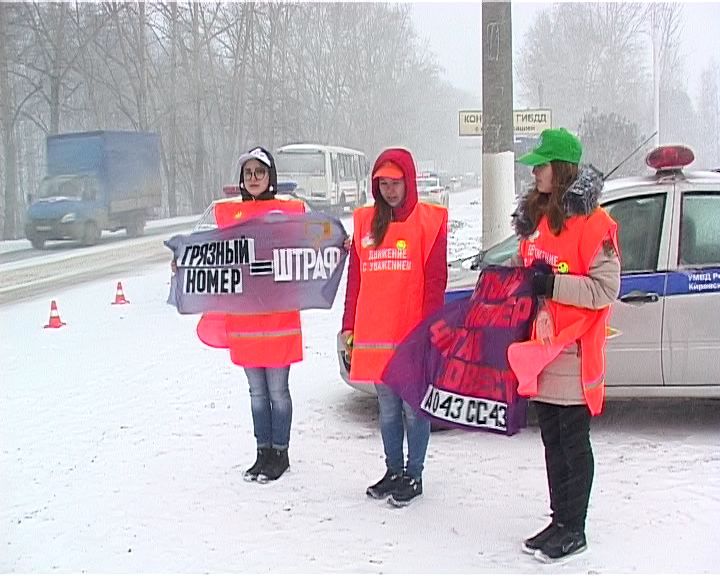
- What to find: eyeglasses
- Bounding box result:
[243,167,268,180]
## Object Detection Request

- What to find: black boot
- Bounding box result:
[388,473,423,507]
[521,522,560,554]
[534,525,587,563]
[366,469,402,499]
[257,448,289,483]
[244,448,270,482]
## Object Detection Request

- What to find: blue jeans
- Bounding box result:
[375,383,430,479]
[244,366,292,450]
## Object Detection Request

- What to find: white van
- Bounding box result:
[275,144,368,213]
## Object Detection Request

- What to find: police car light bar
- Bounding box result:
[646,145,694,171]
[222,184,240,197]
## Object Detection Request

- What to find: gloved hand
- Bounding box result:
[532,272,555,298]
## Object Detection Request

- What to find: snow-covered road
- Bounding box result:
[2,189,719,572]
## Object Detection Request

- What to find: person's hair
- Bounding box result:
[525,160,579,235]
[371,194,393,247]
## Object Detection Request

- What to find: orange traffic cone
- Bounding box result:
[112,281,130,305]
[44,300,66,329]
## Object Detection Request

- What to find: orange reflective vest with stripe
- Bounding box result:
[196,198,305,368]
[350,203,447,383]
[507,208,618,416]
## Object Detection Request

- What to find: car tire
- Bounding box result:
[126,215,145,238]
[82,222,100,246]
[30,236,45,250]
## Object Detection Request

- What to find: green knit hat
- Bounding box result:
[517,128,582,166]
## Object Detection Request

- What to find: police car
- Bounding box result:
[338,145,720,399]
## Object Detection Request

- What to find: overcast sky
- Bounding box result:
[411,1,720,106]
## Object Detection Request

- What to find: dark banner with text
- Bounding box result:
[165,211,348,314]
[381,265,538,435]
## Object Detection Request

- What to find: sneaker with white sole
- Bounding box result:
[534,526,587,563]
[388,474,422,507]
[521,522,560,554]
[366,470,402,499]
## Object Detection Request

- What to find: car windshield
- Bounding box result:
[193,204,218,232]
[478,234,519,266]
[38,176,84,199]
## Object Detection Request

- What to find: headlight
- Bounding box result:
[60,212,77,223]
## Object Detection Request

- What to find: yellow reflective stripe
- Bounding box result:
[228,329,301,339]
[583,374,605,390]
[353,342,396,351]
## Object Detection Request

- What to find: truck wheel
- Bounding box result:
[30,237,45,250]
[126,215,145,238]
[82,222,100,246]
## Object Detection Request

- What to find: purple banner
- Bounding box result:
[165,211,348,314]
[381,265,538,435]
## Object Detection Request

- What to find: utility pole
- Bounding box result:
[481,1,514,249]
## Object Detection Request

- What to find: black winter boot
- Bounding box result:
[257,448,289,483]
[244,448,270,482]
[522,522,560,554]
[534,525,587,563]
[366,469,402,499]
[388,473,423,507]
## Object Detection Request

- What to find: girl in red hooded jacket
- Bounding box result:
[341,147,448,507]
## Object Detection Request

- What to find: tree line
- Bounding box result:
[1,2,719,240]
[0,2,466,239]
[516,2,719,177]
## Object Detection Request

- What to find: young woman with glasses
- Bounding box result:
[195,146,306,483]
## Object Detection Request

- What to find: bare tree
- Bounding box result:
[0,1,467,237]
[16,3,108,134]
[516,3,647,130]
[0,3,19,238]
[697,60,720,167]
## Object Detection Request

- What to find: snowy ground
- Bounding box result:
[2,190,719,573]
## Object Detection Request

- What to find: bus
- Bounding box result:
[274,144,369,213]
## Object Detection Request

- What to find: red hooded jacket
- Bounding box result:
[341,148,448,331]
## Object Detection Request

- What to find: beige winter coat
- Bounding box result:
[512,242,621,405]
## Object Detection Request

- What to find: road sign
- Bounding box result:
[459,111,483,136]
[459,109,553,136]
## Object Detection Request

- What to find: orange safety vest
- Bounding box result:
[507,208,618,416]
[196,198,305,368]
[350,203,447,383]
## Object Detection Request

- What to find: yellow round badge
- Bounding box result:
[396,239,407,250]
[557,262,569,274]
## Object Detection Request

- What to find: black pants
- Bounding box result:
[534,401,594,533]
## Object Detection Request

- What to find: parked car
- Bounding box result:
[339,145,720,399]
[416,173,450,208]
